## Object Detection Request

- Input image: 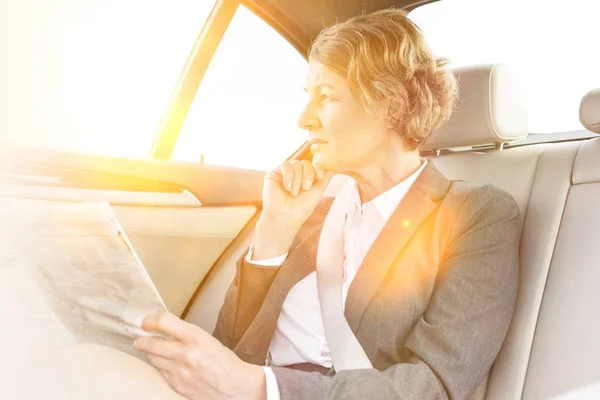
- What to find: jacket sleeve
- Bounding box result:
[270,185,521,400]
[213,248,281,349]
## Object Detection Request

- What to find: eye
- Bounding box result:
[319,92,333,102]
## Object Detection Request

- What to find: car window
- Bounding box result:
[171,5,308,171]
[409,0,600,133]
[0,0,215,157]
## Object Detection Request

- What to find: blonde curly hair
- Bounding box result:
[309,9,458,150]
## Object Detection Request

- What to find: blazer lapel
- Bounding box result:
[234,199,333,363]
[344,162,450,331]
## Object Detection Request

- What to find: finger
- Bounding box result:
[313,164,326,180]
[289,160,303,196]
[279,162,294,192]
[141,312,201,343]
[134,336,186,359]
[264,168,283,184]
[300,160,315,191]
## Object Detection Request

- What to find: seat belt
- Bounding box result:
[316,179,373,371]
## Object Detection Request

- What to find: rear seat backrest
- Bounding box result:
[424,65,586,400]
[429,140,580,400]
[480,142,580,400]
[520,92,600,399]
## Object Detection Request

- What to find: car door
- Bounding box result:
[0,0,308,397]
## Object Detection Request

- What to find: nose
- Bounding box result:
[297,101,321,131]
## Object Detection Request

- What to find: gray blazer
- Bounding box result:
[214,162,520,400]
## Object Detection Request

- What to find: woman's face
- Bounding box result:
[298,61,391,172]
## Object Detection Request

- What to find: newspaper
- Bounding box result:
[16,201,167,358]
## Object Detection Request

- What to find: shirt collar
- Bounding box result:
[345,158,428,222]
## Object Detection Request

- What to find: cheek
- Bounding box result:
[320,105,349,137]
[322,103,370,143]
[326,110,383,157]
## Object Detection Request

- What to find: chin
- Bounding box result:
[312,153,331,168]
[313,154,343,173]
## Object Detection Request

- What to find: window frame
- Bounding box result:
[150,0,238,160]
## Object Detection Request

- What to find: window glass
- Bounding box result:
[409,0,600,133]
[0,0,215,157]
[172,5,308,171]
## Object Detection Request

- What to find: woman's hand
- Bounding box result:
[251,160,334,260]
[134,312,266,400]
[262,160,334,225]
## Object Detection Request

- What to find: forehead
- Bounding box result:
[305,61,347,90]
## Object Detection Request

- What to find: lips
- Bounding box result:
[309,138,328,156]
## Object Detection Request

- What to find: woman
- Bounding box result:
[135,8,520,400]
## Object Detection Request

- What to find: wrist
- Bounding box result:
[251,213,299,260]
[258,210,299,228]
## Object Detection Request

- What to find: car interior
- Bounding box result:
[1,0,599,399]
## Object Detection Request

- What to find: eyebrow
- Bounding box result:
[303,83,336,92]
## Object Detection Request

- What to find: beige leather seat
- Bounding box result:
[519,89,600,400]
[524,90,599,400]
[425,71,600,400]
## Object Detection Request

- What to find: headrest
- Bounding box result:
[579,89,600,134]
[424,64,529,150]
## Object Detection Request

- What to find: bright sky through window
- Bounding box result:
[1,0,215,159]
[171,6,307,170]
[410,0,600,133]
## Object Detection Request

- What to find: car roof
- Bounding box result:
[243,0,439,54]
